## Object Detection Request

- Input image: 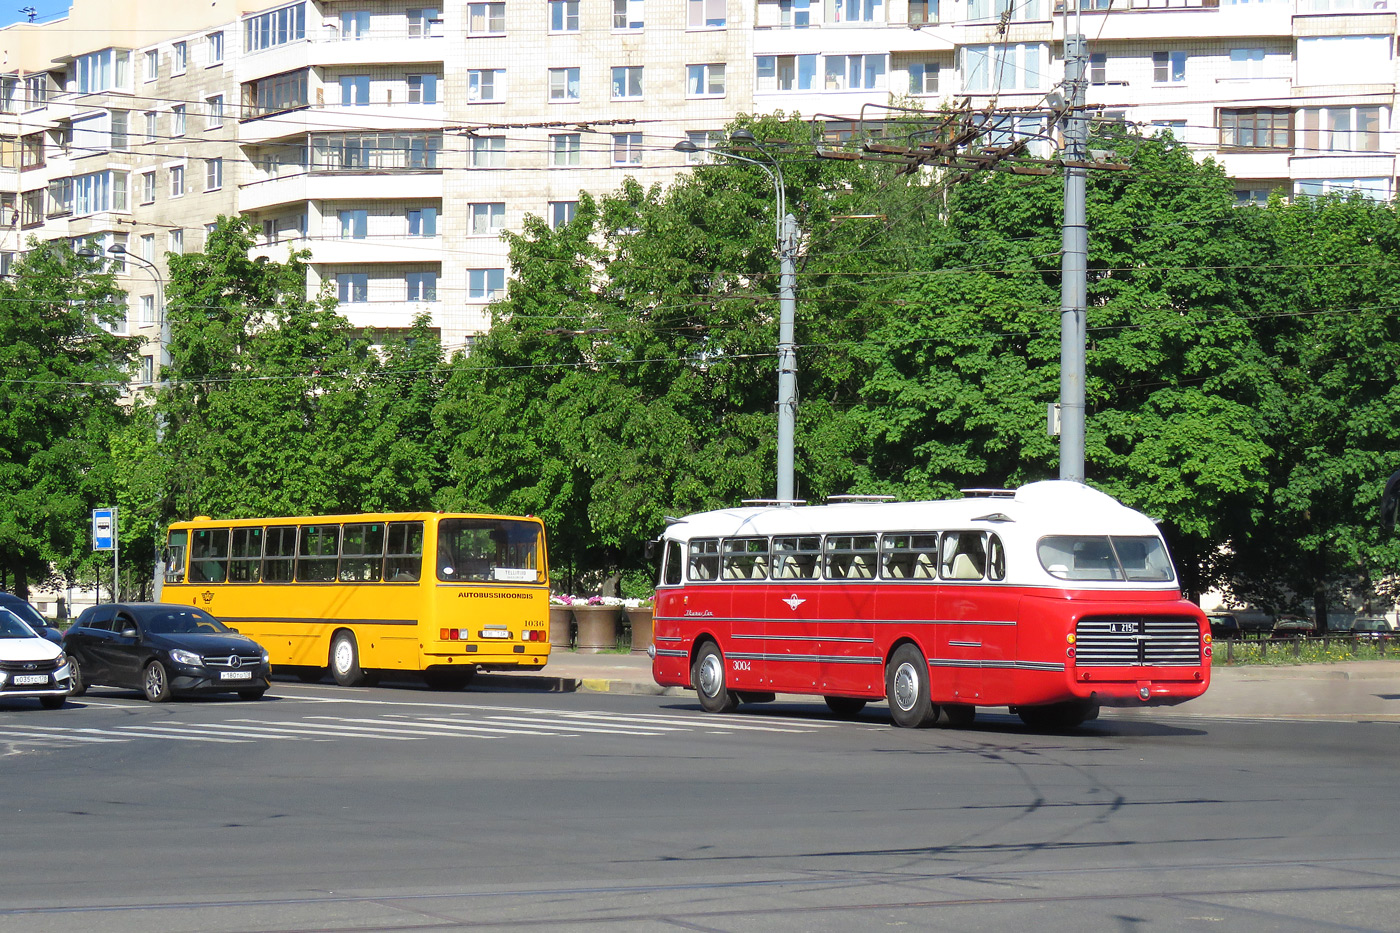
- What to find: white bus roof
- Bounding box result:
[664,481,1161,541]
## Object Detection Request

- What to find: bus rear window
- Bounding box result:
[1038,535,1174,583]
[437,519,543,583]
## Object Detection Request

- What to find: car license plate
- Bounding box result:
[479,630,510,639]
[219,671,254,681]
[12,674,49,686]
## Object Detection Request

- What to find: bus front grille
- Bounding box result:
[1075,616,1202,667]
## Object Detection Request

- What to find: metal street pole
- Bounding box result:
[1059,17,1089,484]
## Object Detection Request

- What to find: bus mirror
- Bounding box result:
[645,540,658,559]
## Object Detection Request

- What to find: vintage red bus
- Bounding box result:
[650,481,1211,729]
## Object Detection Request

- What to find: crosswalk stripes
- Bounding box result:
[0,703,856,752]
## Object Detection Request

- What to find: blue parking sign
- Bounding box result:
[93,508,116,551]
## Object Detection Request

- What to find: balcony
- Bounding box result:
[238,168,443,212]
[1055,0,1291,39]
[261,236,444,265]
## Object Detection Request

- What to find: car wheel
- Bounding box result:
[823,696,867,717]
[691,641,739,714]
[885,643,938,728]
[142,660,172,702]
[237,688,267,701]
[943,703,976,728]
[330,632,370,687]
[68,657,87,697]
[40,695,66,710]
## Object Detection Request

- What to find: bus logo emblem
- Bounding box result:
[783,595,806,611]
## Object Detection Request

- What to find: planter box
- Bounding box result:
[626,607,654,655]
[548,606,573,649]
[572,605,620,653]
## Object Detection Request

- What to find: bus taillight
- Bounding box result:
[440,628,470,641]
[521,629,545,642]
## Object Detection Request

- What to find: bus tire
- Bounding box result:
[943,703,976,728]
[691,642,739,714]
[1016,701,1093,731]
[885,644,938,728]
[330,632,370,687]
[824,696,867,717]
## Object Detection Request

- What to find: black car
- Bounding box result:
[64,602,271,702]
[0,592,63,644]
[1206,612,1241,640]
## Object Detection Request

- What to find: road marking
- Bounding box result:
[477,715,669,736]
[304,716,564,738]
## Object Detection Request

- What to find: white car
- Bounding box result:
[0,608,73,709]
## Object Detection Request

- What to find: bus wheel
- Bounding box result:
[885,644,938,728]
[1016,701,1093,731]
[691,642,739,714]
[943,704,976,728]
[330,632,370,687]
[824,696,867,717]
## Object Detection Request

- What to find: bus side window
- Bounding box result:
[386,522,424,581]
[987,533,1006,581]
[826,535,877,580]
[662,540,683,586]
[164,530,188,584]
[341,523,386,582]
[229,527,263,583]
[688,539,720,581]
[772,536,820,579]
[189,528,230,584]
[941,531,986,581]
[263,526,296,582]
[880,534,938,580]
[298,524,340,583]
[722,537,769,580]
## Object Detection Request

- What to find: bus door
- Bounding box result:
[717,537,767,688]
[687,538,754,687]
[815,534,878,696]
[876,533,941,695]
[764,535,823,692]
[936,531,1014,704]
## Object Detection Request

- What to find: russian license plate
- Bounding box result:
[479,630,510,639]
[12,674,49,686]
[219,670,254,681]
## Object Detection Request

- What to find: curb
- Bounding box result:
[473,672,689,696]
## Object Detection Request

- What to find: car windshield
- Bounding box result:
[1,598,47,630]
[1037,535,1175,582]
[0,609,38,639]
[140,609,230,635]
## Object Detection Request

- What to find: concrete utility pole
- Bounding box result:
[1059,17,1089,484]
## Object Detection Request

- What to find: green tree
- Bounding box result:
[0,241,135,597]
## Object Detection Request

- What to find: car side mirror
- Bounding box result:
[121,627,138,638]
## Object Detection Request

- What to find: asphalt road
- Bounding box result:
[2,679,1398,932]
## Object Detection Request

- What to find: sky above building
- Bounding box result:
[6,2,70,26]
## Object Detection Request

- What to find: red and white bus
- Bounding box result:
[650,481,1211,729]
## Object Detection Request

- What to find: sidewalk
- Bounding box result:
[476,653,1400,720]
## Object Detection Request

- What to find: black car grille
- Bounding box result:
[201,654,263,670]
[0,658,60,674]
[1075,616,1202,667]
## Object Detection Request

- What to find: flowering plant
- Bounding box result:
[585,595,625,607]
[549,595,575,606]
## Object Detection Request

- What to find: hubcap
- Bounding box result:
[893,662,919,711]
[334,641,353,673]
[698,653,722,697]
[146,666,164,695]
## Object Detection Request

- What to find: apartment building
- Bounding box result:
[2,0,1398,362]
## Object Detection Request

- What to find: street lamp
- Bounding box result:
[675,130,800,503]
[107,244,169,392]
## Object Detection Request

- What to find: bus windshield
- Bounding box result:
[1037,535,1175,583]
[437,519,544,583]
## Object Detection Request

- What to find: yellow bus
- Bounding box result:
[159,512,550,688]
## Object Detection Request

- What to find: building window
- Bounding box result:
[961,44,1044,92]
[684,129,723,162]
[338,272,369,303]
[339,209,368,239]
[141,171,156,203]
[550,133,581,166]
[549,0,580,31]
[1229,47,1265,80]
[207,31,224,65]
[549,200,577,228]
[968,0,1041,18]
[1296,177,1389,200]
[144,111,158,143]
[470,202,505,234]
[825,54,886,90]
[23,74,48,109]
[907,0,934,24]
[909,61,938,94]
[407,74,439,103]
[70,171,127,215]
[549,67,580,101]
[173,41,187,75]
[614,0,643,29]
[1300,106,1383,153]
[611,66,643,99]
[688,0,726,27]
[340,10,371,38]
[1219,108,1291,150]
[144,49,158,82]
[140,292,156,322]
[75,49,131,93]
[170,164,185,197]
[140,233,155,261]
[1233,186,1276,207]
[139,355,154,385]
[310,132,441,170]
[205,158,224,191]
[468,268,506,300]
[246,69,309,118]
[471,136,506,167]
[408,8,440,36]
[206,95,224,129]
[406,271,438,300]
[244,3,308,52]
[468,69,504,102]
[467,2,506,34]
[46,177,72,217]
[19,189,42,227]
[828,0,882,22]
[1089,52,1106,85]
[612,132,643,165]
[172,105,186,137]
[170,229,184,254]
[756,54,817,91]
[407,206,438,236]
[687,63,725,97]
[340,75,370,106]
[1152,50,1187,83]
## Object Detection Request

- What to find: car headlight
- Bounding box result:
[169,648,202,667]
[260,648,270,665]
[53,651,68,669]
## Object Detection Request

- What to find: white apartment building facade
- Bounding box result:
[2,0,1398,364]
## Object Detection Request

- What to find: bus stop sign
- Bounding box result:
[93,508,116,551]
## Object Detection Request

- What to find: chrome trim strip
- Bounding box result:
[729,634,875,643]
[654,614,1016,627]
[654,649,688,658]
[948,640,982,648]
[928,659,1067,672]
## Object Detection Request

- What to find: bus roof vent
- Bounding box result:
[827,494,897,504]
[960,488,1015,499]
[740,499,808,507]
[973,512,1015,523]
